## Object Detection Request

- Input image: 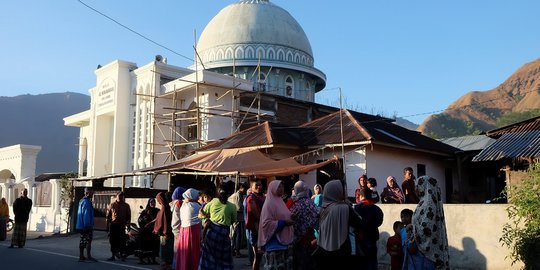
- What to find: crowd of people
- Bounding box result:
[0,165,450,270]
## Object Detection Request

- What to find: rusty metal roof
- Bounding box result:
[486,115,540,138]
[197,122,308,151]
[199,109,458,156]
[472,130,540,161]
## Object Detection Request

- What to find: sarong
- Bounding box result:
[199,221,233,270]
[11,222,27,247]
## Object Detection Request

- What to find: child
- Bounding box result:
[367,177,380,203]
[386,221,404,270]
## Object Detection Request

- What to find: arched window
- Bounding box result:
[225,48,233,59]
[268,50,274,60]
[246,47,254,59]
[257,47,265,59]
[278,50,284,61]
[235,47,244,59]
[216,50,224,60]
[285,76,294,97]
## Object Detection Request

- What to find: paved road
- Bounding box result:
[0,230,252,270]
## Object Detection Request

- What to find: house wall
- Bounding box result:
[377,204,522,270]
[321,144,454,200]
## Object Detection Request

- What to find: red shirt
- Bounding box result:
[386,234,404,270]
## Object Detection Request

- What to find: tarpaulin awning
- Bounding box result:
[140,148,338,177]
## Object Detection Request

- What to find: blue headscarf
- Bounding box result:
[172,186,187,201]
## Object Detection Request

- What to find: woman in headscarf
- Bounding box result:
[199,186,237,270]
[171,186,187,239]
[403,176,450,270]
[0,198,9,241]
[154,192,174,270]
[380,176,405,204]
[257,180,295,270]
[176,188,201,270]
[355,174,369,204]
[170,186,186,268]
[290,180,318,270]
[315,179,362,269]
[138,197,160,264]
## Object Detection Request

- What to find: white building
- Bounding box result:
[64,0,327,190]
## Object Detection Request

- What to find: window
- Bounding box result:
[258,74,266,91]
[285,76,293,97]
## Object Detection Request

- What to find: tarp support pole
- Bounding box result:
[121,175,126,192]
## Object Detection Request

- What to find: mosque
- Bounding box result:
[63,0,334,190]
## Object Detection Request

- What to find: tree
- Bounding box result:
[59,172,78,233]
[500,163,540,269]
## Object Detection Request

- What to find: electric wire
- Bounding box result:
[77,0,194,63]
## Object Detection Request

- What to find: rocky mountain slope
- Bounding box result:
[418,58,540,138]
[0,92,90,174]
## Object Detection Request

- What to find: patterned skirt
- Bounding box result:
[11,222,27,247]
[263,247,293,270]
[199,221,233,270]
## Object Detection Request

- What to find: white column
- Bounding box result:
[49,179,61,214]
[0,183,7,201]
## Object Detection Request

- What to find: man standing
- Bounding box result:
[402,167,419,204]
[76,187,97,262]
[228,182,247,257]
[106,191,131,261]
[9,188,32,248]
[246,179,265,270]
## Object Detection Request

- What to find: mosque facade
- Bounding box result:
[64,0,328,190]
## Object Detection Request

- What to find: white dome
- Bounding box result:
[196,0,326,92]
[198,0,312,58]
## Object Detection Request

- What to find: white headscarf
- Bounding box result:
[180,188,201,227]
[412,176,450,269]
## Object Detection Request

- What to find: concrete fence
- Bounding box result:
[24,202,523,269]
[376,204,523,270]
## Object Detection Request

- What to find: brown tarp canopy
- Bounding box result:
[140,148,338,177]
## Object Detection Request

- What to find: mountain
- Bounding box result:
[418,58,540,138]
[0,92,90,175]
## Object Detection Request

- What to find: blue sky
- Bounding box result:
[2,0,539,124]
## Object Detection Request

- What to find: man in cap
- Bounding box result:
[76,187,97,262]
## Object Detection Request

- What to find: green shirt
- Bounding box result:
[201,198,237,226]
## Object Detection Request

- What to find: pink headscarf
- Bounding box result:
[257,180,294,248]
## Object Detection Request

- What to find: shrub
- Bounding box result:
[500,164,540,269]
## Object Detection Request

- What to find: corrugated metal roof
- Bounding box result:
[486,115,540,138]
[472,130,540,161]
[439,135,495,151]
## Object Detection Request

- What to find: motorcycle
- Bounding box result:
[6,218,14,232]
[123,222,141,259]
